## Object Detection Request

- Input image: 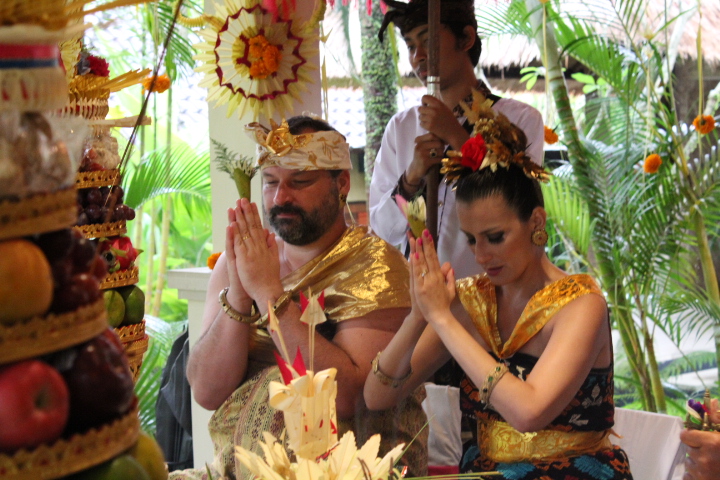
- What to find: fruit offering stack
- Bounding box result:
[0,3,163,479]
[61,49,150,383]
[97,234,149,382]
[0,115,143,480]
[74,161,149,384]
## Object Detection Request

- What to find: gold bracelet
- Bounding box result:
[479,362,509,407]
[371,350,412,388]
[218,287,261,324]
[258,290,294,327]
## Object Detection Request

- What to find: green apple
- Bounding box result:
[117,285,145,325]
[66,453,151,480]
[103,290,125,328]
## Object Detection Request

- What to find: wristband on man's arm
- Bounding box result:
[394,172,425,201]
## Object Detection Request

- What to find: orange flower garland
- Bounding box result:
[207,252,221,269]
[544,125,559,144]
[693,115,716,135]
[142,74,171,93]
[643,153,662,174]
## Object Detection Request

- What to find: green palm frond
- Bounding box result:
[475,0,534,37]
[659,351,717,380]
[541,171,591,257]
[123,143,210,213]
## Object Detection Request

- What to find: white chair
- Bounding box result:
[613,407,687,480]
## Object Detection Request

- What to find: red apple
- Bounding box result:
[58,329,135,433]
[0,360,69,452]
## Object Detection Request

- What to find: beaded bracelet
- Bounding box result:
[479,362,509,407]
[371,350,413,388]
[218,287,261,324]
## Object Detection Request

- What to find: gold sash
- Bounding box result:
[456,274,603,359]
[478,418,612,463]
[250,225,411,360]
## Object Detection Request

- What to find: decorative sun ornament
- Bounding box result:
[194,0,322,120]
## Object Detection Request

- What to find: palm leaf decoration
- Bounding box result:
[123,142,211,215]
[541,166,591,258]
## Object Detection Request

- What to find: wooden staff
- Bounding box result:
[425,0,441,243]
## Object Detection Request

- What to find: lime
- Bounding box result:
[118,285,145,325]
[103,289,125,328]
[66,454,151,480]
[129,431,168,480]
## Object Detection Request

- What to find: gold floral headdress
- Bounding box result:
[441,90,550,184]
[245,119,352,171]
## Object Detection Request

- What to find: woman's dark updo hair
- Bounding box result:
[455,163,544,222]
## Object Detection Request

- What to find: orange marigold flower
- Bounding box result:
[693,114,716,135]
[142,74,171,93]
[544,125,559,144]
[262,45,282,73]
[643,153,662,173]
[207,252,221,269]
[249,61,270,79]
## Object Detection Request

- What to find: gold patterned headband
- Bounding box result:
[441,90,550,183]
[245,119,352,171]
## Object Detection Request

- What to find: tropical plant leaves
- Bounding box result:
[123,142,210,214]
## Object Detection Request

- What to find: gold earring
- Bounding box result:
[531,228,548,247]
[339,193,347,204]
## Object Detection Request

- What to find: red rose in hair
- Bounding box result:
[87,55,110,77]
[460,135,487,171]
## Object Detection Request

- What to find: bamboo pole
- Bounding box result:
[424,0,440,243]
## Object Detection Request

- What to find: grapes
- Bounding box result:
[109,186,124,203]
[100,207,110,223]
[86,188,103,206]
[51,260,73,287]
[33,229,73,263]
[84,204,101,222]
[76,212,89,226]
[112,205,125,221]
[70,237,96,274]
[124,205,136,221]
[73,273,101,302]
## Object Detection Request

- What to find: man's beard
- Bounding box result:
[268,189,341,246]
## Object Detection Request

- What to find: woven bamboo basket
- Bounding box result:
[0,404,140,480]
[76,220,127,240]
[75,169,120,189]
[126,334,149,383]
[0,188,77,241]
[0,0,68,30]
[0,298,108,366]
[115,320,148,383]
[100,266,139,290]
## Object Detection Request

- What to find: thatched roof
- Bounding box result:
[477,0,720,68]
[322,0,719,81]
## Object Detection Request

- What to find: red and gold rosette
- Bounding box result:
[194,0,322,120]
